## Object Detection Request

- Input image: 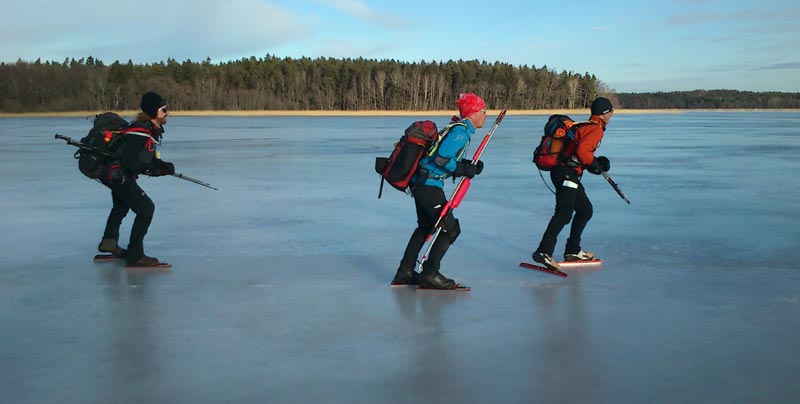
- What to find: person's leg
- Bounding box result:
[110,181,155,264]
[393,227,428,284]
[564,184,593,258]
[536,167,578,254]
[413,186,460,289]
[99,190,129,256]
[533,166,579,270]
[393,185,442,284]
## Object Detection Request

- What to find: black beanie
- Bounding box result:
[591,97,613,115]
[141,91,166,118]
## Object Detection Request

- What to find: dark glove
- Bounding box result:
[471,160,484,175]
[587,156,610,174]
[163,162,175,175]
[454,160,483,178]
[148,161,175,176]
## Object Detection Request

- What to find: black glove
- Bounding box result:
[163,162,175,175]
[149,161,175,176]
[471,160,484,175]
[596,156,610,172]
[454,160,483,178]
[587,156,610,174]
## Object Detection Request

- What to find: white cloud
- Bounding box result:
[1,0,313,63]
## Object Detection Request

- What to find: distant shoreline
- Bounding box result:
[1,108,797,118]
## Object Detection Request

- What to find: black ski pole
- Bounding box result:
[58,134,217,191]
[171,173,218,190]
[601,171,630,204]
[55,134,117,159]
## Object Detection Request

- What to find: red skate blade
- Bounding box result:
[519,262,568,277]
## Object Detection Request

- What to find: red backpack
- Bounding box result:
[375,120,439,197]
[532,114,591,171]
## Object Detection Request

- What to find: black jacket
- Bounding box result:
[116,120,171,177]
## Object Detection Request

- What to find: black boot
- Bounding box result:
[391,264,419,286]
[418,267,456,290]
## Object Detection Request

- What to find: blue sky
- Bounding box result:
[3,0,798,93]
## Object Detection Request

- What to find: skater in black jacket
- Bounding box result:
[99,91,175,267]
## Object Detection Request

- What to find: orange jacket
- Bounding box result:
[563,116,605,175]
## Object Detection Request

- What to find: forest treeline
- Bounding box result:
[1,56,797,112]
[617,90,800,109]
[0,56,608,113]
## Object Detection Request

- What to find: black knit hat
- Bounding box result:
[591,97,613,115]
[140,91,166,118]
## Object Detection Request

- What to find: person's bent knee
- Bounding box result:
[552,210,573,227]
[445,218,461,244]
[575,201,593,221]
[132,201,155,218]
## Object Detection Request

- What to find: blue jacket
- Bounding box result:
[413,119,474,188]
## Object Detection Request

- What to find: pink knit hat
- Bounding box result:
[456,93,486,118]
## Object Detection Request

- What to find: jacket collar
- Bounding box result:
[589,115,607,130]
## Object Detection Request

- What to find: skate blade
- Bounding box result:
[558,259,603,268]
[519,262,568,277]
[94,254,124,261]
[390,281,417,287]
[125,262,172,270]
[416,283,470,291]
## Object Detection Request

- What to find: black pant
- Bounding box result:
[103,179,155,262]
[400,184,460,274]
[537,165,593,256]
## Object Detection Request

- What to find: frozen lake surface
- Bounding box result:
[1,112,799,403]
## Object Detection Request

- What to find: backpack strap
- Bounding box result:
[425,121,470,180]
[427,121,468,158]
[565,120,597,140]
[120,128,160,145]
[559,120,601,165]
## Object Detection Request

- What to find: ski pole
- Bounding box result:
[601,171,630,204]
[172,173,218,190]
[55,134,117,159]
[58,134,218,191]
[416,109,507,272]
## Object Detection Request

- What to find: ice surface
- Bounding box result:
[1,112,799,403]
